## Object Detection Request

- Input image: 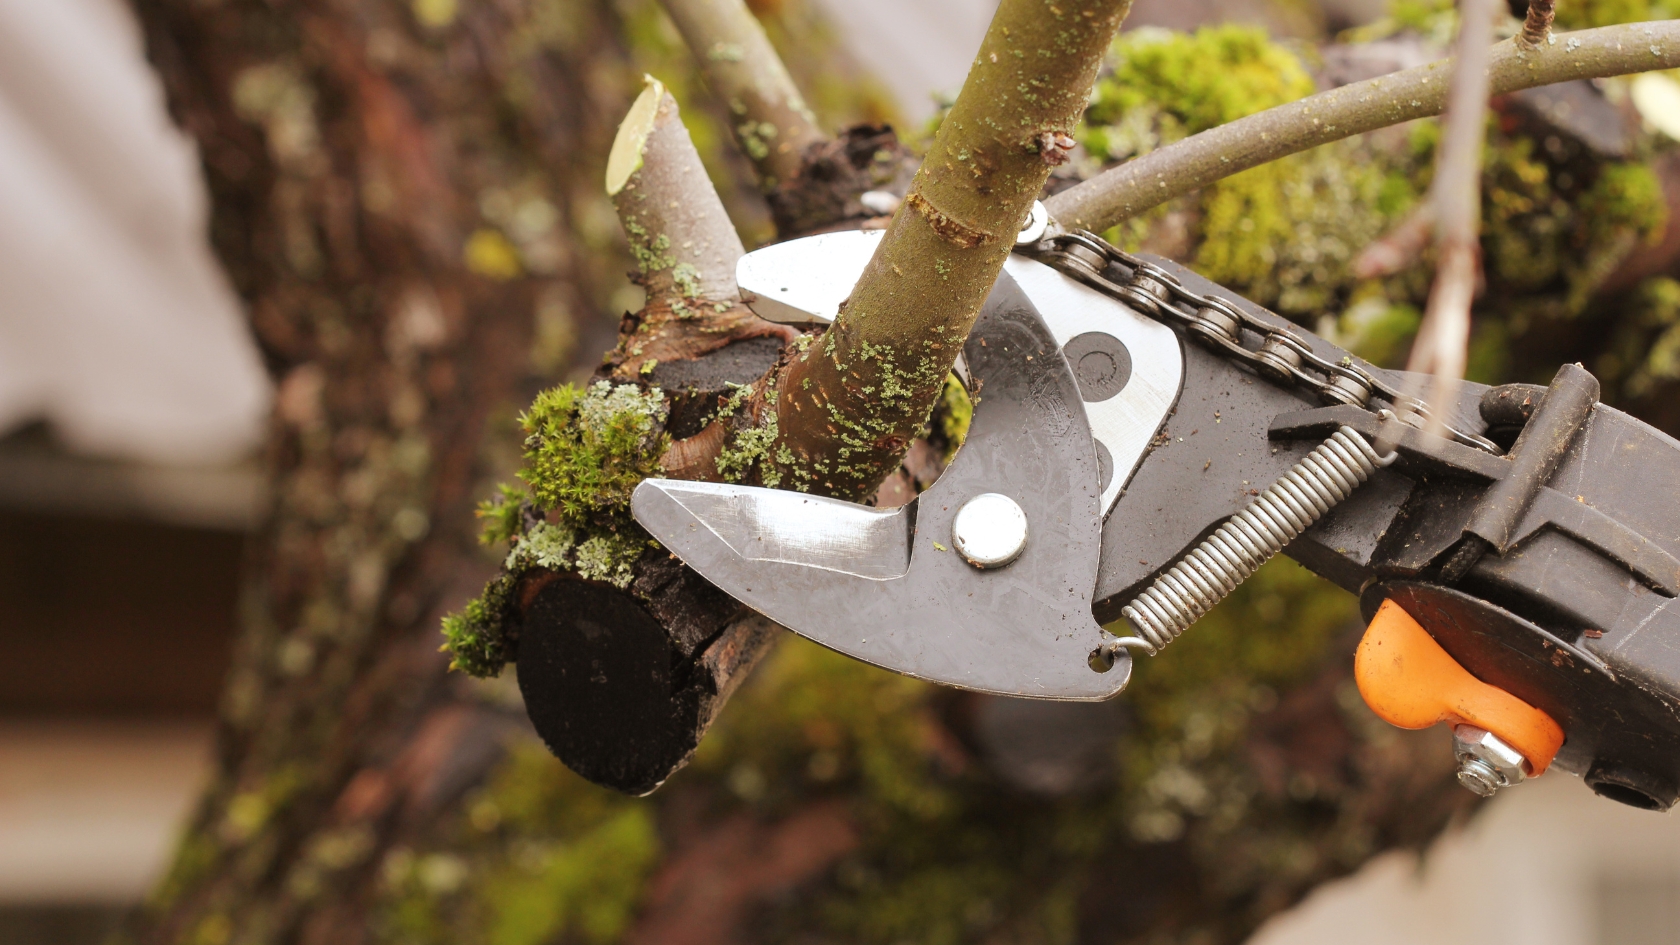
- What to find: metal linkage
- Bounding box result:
[1104,426,1397,658]
[1028,229,1502,456]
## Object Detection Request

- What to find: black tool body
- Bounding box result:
[1086,253,1680,810]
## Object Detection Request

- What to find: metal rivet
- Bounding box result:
[951,493,1028,569]
[1254,335,1304,383]
[1016,200,1050,245]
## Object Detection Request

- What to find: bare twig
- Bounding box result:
[1044,21,1680,232]
[1520,0,1557,48]
[1353,204,1436,278]
[1399,0,1499,438]
[658,0,826,189]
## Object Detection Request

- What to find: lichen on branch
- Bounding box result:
[738,0,1134,501]
[441,380,671,676]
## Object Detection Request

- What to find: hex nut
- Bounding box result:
[1452,724,1529,796]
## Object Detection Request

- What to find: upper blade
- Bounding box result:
[633,272,1131,700]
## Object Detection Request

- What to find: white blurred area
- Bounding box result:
[0,0,269,468]
[1,0,1677,943]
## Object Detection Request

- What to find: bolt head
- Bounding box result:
[951,493,1028,569]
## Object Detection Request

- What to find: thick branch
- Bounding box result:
[514,81,795,794]
[766,0,1132,499]
[1045,21,1680,232]
[658,0,825,189]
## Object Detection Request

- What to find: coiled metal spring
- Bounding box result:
[1110,426,1396,657]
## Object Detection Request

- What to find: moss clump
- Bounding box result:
[520,380,668,522]
[441,380,669,677]
[440,572,519,677]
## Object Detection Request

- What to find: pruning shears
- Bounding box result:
[631,207,1680,810]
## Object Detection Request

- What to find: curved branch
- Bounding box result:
[1045,20,1680,232]
[658,0,826,189]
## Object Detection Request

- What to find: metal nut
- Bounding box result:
[1452,724,1529,797]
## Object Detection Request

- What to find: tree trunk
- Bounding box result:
[121,0,668,940]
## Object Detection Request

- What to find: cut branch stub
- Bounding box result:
[658,0,825,189]
[605,76,796,380]
[766,0,1134,501]
[510,78,798,795]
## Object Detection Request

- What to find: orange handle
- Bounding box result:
[1355,599,1564,775]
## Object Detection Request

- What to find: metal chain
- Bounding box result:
[1026,229,1502,455]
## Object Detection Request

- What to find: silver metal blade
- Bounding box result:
[633,273,1132,700]
[734,229,882,324]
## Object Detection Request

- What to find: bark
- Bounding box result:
[658,0,825,189]
[766,0,1133,500]
[1044,20,1680,232]
[117,0,662,941]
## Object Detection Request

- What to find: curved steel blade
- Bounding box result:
[634,274,1131,700]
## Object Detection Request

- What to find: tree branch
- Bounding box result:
[759,0,1133,500]
[1521,0,1558,48]
[511,80,795,794]
[658,0,826,189]
[1403,0,1498,435]
[1044,21,1680,232]
[602,76,796,380]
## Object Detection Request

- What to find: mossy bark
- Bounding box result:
[116,0,691,941]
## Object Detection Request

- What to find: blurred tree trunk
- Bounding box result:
[122,1,646,941]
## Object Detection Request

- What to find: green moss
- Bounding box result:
[440,572,519,677]
[934,373,972,460]
[375,743,661,945]
[476,484,528,546]
[442,380,668,676]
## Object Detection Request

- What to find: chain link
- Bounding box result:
[1026,229,1502,455]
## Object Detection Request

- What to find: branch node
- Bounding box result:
[906,191,995,248]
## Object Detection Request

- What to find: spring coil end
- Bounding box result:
[1104,426,1394,660]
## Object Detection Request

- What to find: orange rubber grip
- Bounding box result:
[1355,599,1565,775]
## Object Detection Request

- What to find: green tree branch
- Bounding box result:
[1045,20,1680,232]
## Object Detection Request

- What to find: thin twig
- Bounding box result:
[658,0,826,189]
[1044,21,1680,232]
[1402,0,1499,438]
[1520,0,1557,48]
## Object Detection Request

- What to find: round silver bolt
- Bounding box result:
[951,493,1028,569]
[1016,200,1050,245]
[1457,758,1502,797]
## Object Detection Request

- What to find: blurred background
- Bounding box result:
[4,0,1680,943]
